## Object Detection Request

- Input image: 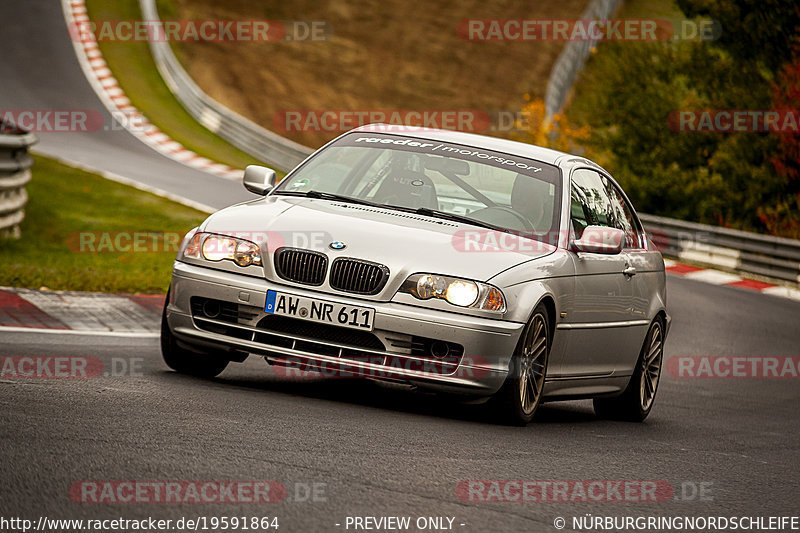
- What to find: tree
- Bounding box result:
[676,0,800,72]
[560,1,800,235]
[761,38,800,237]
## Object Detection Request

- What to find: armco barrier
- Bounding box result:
[137,0,313,173]
[641,214,800,285]
[0,122,37,238]
[543,0,623,119]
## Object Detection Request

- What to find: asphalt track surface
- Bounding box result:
[1,1,800,532]
[2,273,799,530]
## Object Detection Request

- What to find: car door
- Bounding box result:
[604,178,658,374]
[559,168,636,377]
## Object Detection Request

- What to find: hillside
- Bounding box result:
[165,0,590,148]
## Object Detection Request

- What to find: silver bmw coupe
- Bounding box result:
[162,125,669,424]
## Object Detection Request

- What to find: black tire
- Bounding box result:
[593,317,664,422]
[492,304,551,425]
[160,290,229,378]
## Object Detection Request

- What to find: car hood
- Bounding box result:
[200,197,556,283]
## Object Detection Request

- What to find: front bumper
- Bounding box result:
[166,261,524,395]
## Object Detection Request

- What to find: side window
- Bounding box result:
[570,169,615,238]
[604,180,643,249]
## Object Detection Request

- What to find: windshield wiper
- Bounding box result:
[274,190,503,231]
[413,207,503,231]
[273,190,383,207]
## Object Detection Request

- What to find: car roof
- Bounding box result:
[350,123,597,168]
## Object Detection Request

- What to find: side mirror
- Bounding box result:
[570,225,624,255]
[243,165,277,195]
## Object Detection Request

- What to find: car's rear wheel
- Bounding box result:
[493,304,550,425]
[593,317,664,422]
[161,290,229,378]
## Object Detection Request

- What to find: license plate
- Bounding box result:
[265,290,375,331]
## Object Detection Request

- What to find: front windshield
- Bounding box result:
[274,133,562,241]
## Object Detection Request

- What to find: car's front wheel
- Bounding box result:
[593,317,664,422]
[160,290,229,378]
[493,304,550,425]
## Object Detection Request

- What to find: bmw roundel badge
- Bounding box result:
[329,241,346,250]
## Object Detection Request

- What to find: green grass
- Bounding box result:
[0,156,207,293]
[84,0,261,170]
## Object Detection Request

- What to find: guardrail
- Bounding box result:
[641,214,800,284]
[138,0,313,173]
[0,123,37,238]
[543,0,623,119]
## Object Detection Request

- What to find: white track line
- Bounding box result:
[31,149,215,214]
[0,326,158,337]
[60,0,242,181]
[761,286,800,302]
[682,269,743,285]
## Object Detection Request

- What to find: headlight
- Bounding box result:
[179,228,201,259]
[179,231,262,268]
[400,273,506,312]
[445,279,479,307]
[202,236,237,262]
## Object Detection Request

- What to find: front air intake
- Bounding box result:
[329,258,389,295]
[273,248,328,286]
